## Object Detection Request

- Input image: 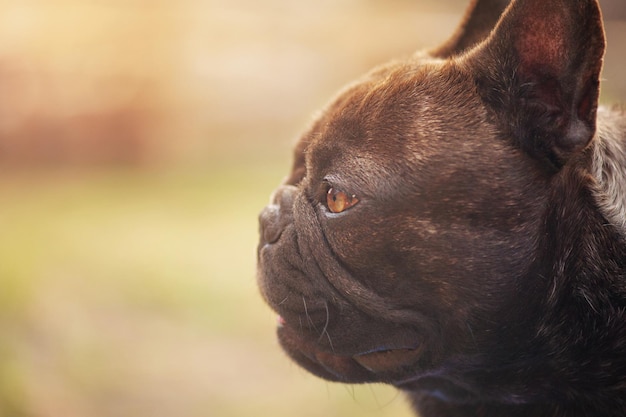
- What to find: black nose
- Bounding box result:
[259,185,297,245]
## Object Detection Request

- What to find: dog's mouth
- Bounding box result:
[276,315,423,382]
[352,346,424,373]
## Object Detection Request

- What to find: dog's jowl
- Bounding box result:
[256,0,626,415]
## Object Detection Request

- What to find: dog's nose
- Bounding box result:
[259,185,297,245]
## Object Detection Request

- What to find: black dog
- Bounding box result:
[257,0,626,415]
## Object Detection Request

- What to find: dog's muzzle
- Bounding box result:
[258,185,297,247]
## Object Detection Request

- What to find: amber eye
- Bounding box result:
[326,187,359,213]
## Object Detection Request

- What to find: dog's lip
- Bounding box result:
[352,346,423,373]
[277,315,422,375]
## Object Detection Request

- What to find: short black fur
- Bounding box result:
[257,1,626,415]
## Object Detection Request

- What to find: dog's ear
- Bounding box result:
[467,0,605,167]
[431,0,511,58]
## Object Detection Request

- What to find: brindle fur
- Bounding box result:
[257,0,626,415]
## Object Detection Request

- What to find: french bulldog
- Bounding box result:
[256,0,626,415]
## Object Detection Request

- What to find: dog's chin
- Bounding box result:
[276,316,424,384]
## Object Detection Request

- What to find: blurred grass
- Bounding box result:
[0,162,415,417]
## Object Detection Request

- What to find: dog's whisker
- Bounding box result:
[367,384,381,409]
[343,384,356,402]
[302,297,318,332]
[315,302,335,353]
[317,301,331,343]
[324,329,335,353]
[580,289,600,314]
[466,322,477,348]
[368,384,400,410]
[278,297,289,305]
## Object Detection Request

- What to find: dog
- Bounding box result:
[257,0,626,415]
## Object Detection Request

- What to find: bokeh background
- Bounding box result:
[0,1,624,416]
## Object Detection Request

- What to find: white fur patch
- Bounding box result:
[591,107,626,233]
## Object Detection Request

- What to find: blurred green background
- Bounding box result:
[0,1,624,416]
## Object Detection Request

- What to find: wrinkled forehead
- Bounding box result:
[303,58,486,182]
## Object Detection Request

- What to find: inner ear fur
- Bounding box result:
[431,0,511,58]
[466,0,606,168]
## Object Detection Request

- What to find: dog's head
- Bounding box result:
[257,0,605,396]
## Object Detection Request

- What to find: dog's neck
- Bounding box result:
[590,106,626,233]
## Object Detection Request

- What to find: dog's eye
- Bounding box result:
[326,187,359,213]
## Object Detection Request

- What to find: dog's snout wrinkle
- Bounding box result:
[259,204,283,244]
[259,185,298,245]
[271,184,298,206]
